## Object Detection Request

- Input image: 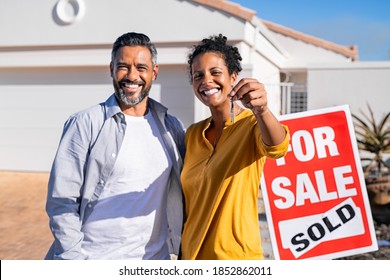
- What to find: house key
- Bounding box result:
[230,98,234,123]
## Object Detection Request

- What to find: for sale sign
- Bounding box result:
[261,105,378,260]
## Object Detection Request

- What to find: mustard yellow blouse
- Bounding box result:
[180,109,289,259]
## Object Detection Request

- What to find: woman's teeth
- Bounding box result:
[203,88,219,96]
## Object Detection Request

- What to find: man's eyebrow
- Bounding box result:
[136,62,149,66]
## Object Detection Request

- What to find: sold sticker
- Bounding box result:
[261,105,378,260]
[279,198,364,258]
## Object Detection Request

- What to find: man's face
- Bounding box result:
[110,46,158,107]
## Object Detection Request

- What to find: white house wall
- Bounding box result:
[0,0,265,172]
[271,32,353,70]
[0,65,163,171]
[156,64,194,128]
[2,0,386,172]
[0,83,110,171]
[0,0,251,47]
[242,21,288,68]
[307,61,390,120]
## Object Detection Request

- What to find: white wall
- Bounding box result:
[0,0,253,172]
[1,0,387,173]
[0,84,110,171]
[272,32,353,70]
[0,66,161,172]
[156,65,194,128]
[0,0,250,47]
[307,62,390,120]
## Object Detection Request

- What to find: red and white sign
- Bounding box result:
[261,105,378,260]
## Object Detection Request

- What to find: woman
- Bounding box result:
[180,34,290,259]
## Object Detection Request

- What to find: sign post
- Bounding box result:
[261,105,378,260]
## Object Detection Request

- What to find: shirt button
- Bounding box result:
[88,204,92,208]
[100,179,105,184]
[111,153,116,158]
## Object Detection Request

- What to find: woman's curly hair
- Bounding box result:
[187,34,242,84]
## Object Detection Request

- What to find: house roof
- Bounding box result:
[191,0,358,61]
[262,20,358,61]
[191,0,256,21]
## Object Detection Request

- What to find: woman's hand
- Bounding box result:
[229,78,268,116]
[230,78,286,146]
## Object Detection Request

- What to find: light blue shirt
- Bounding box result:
[45,94,185,260]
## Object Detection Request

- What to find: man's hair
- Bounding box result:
[187,33,242,83]
[111,32,158,65]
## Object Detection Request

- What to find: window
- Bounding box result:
[290,84,307,113]
[280,83,307,114]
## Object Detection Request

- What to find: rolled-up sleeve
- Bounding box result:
[260,125,290,159]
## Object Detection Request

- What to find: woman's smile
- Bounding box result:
[202,87,220,96]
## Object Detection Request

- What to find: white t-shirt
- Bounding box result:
[81,111,172,259]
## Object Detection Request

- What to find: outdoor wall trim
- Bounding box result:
[308,61,390,70]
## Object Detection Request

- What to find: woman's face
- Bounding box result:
[191,52,237,107]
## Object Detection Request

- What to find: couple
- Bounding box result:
[45,32,289,260]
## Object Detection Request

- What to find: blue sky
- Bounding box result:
[233,0,390,61]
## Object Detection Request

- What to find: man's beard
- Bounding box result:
[114,80,150,106]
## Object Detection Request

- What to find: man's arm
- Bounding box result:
[45,116,90,260]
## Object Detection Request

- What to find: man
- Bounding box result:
[45,32,185,260]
